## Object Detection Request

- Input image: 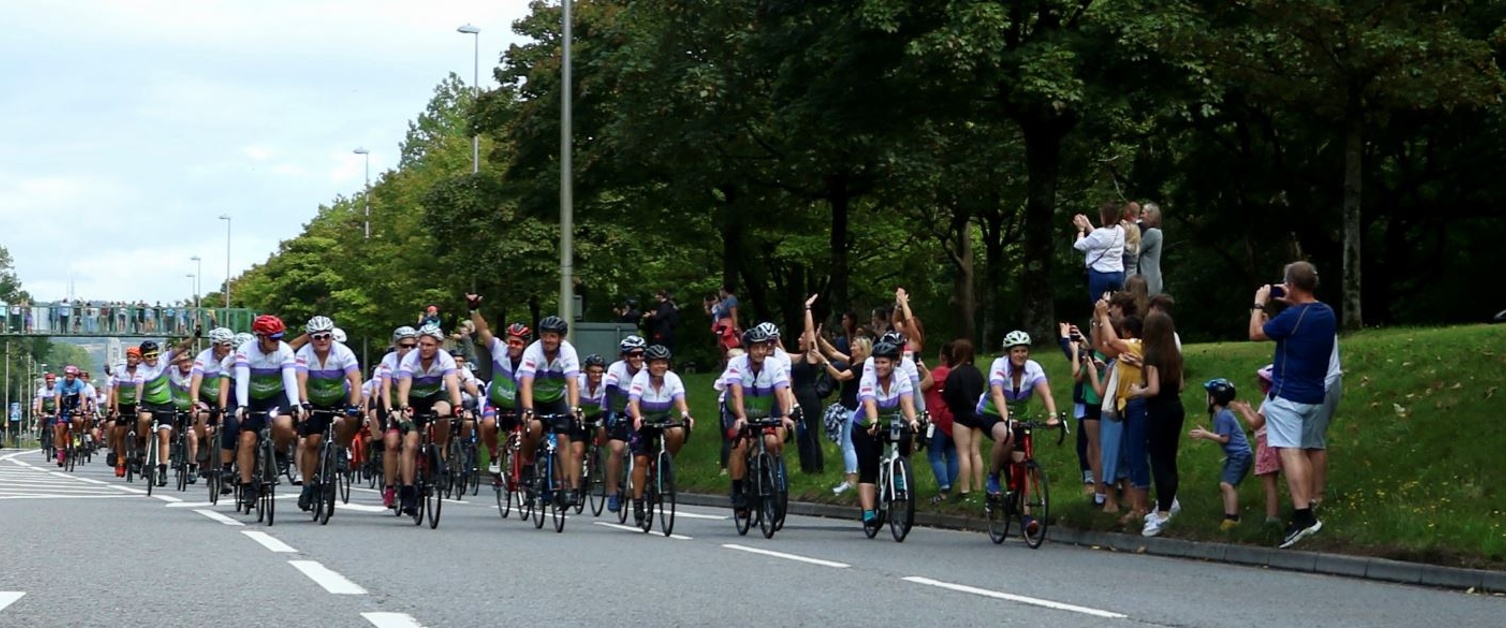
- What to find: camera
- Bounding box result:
[1270,285,1287,299]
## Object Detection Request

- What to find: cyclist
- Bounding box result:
[135,337,198,486]
[976,330,1062,533]
[294,316,363,511]
[852,341,920,526]
[109,347,143,477]
[602,335,646,513]
[191,328,235,481]
[51,368,89,467]
[391,324,464,515]
[863,330,926,413]
[167,351,199,482]
[332,327,348,347]
[753,321,802,422]
[33,372,58,459]
[517,315,585,505]
[722,326,794,513]
[573,353,608,504]
[451,349,483,472]
[214,332,255,493]
[626,344,693,525]
[233,316,302,508]
[375,326,418,508]
[464,294,528,479]
[80,371,103,453]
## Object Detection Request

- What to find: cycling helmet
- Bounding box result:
[252,315,286,337]
[1002,330,1031,349]
[754,321,781,339]
[126,347,141,358]
[44,372,56,380]
[742,326,773,346]
[64,365,79,375]
[234,333,255,348]
[1203,378,1237,406]
[1256,364,1273,383]
[208,327,235,345]
[871,341,902,361]
[331,328,347,343]
[417,324,444,341]
[879,330,906,346]
[391,326,418,342]
[583,353,608,368]
[305,315,335,334]
[644,345,671,362]
[505,322,532,340]
[619,335,647,354]
[138,340,160,355]
[448,349,466,359]
[538,315,568,335]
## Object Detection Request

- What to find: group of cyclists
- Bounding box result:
[29,293,1063,545]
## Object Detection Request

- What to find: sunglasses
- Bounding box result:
[626,351,645,358]
[399,343,417,349]
[311,333,333,341]
[142,353,160,360]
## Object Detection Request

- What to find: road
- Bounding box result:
[0,447,1498,627]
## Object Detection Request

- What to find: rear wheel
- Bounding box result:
[889,457,915,542]
[1021,461,1050,549]
[657,451,676,537]
[773,456,789,531]
[530,458,547,529]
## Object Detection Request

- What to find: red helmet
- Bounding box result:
[505,323,532,341]
[44,372,56,380]
[252,315,286,337]
[63,365,79,375]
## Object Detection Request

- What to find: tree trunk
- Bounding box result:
[827,174,851,312]
[952,210,977,341]
[980,201,1007,349]
[1019,121,1065,343]
[1341,96,1364,332]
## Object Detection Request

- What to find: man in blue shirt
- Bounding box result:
[1248,261,1335,549]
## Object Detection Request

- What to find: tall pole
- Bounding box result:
[354,148,371,239]
[219,215,232,307]
[559,0,575,335]
[191,255,202,325]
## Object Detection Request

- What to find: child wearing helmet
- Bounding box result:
[1190,379,1253,530]
[1229,365,1283,525]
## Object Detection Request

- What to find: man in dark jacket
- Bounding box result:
[642,290,679,352]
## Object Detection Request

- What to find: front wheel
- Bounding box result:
[260,439,278,527]
[888,456,915,543]
[756,453,778,539]
[145,438,158,496]
[1021,461,1050,549]
[985,493,1008,545]
[587,446,606,517]
[657,451,676,537]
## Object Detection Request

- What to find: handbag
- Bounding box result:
[813,369,835,399]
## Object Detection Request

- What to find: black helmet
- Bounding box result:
[583,354,607,368]
[871,341,902,361]
[742,326,773,346]
[538,316,568,335]
[448,349,465,359]
[645,345,672,362]
[138,340,160,355]
[1203,378,1237,406]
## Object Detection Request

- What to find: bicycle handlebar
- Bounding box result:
[1014,413,1069,447]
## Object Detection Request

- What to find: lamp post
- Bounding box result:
[190,255,202,325]
[560,0,575,334]
[218,215,232,307]
[353,148,371,239]
[456,24,481,174]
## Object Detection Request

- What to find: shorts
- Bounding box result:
[977,412,1011,442]
[1302,377,1341,450]
[115,405,137,426]
[140,403,177,430]
[1263,395,1320,450]
[629,421,684,456]
[530,399,572,436]
[299,406,339,437]
[239,397,288,433]
[1254,431,1281,476]
[605,412,631,442]
[720,404,780,442]
[571,413,603,443]
[1221,454,1252,486]
[952,410,980,431]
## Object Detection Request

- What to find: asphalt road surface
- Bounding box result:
[1,447,1499,627]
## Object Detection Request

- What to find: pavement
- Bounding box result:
[1,447,1500,627]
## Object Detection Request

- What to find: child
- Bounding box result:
[1230,365,1282,525]
[1190,378,1253,530]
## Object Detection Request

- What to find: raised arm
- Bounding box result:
[466,294,495,348]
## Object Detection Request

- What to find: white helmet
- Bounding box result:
[331,328,347,343]
[208,327,235,345]
[305,316,335,334]
[754,321,781,339]
[234,332,255,348]
[417,323,444,341]
[1002,330,1032,350]
[392,326,418,342]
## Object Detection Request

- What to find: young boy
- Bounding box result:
[1190,378,1253,530]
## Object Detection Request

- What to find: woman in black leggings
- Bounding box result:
[1126,311,1184,537]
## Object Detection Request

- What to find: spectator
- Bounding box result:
[21,298,32,332]
[791,295,826,474]
[417,305,441,328]
[1248,260,1336,549]
[1122,202,1142,276]
[1064,322,1109,507]
[1311,332,1342,509]
[1094,300,1147,521]
[614,298,642,324]
[1073,203,1127,305]
[1189,378,1253,531]
[705,285,741,361]
[642,289,680,352]
[1230,365,1283,525]
[817,335,870,495]
[869,305,893,337]
[942,339,984,501]
[1128,310,1185,537]
[834,311,857,356]
[1139,203,1164,295]
[922,341,958,502]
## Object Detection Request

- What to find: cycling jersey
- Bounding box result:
[517,340,581,404]
[487,352,522,411]
[862,354,923,410]
[83,383,100,409]
[770,346,793,377]
[54,379,88,412]
[191,348,228,404]
[398,350,457,400]
[604,360,642,414]
[360,379,377,403]
[720,354,789,419]
[458,366,480,405]
[36,383,58,412]
[855,369,914,425]
[577,374,606,416]
[169,366,194,410]
[113,366,142,406]
[628,370,685,417]
[975,357,1049,417]
[233,340,300,408]
[137,351,179,406]
[296,343,360,407]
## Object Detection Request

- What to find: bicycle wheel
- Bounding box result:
[443,438,461,500]
[125,433,137,483]
[587,445,605,517]
[639,462,656,534]
[320,444,339,525]
[175,440,188,492]
[1021,461,1050,549]
[466,441,480,497]
[426,445,443,529]
[494,445,513,519]
[773,455,789,531]
[145,438,158,496]
[616,455,632,525]
[531,458,547,529]
[65,441,77,473]
[338,447,352,504]
[985,493,1008,544]
[658,450,676,537]
[889,456,915,543]
[261,438,277,526]
[208,461,221,505]
[757,453,778,539]
[366,449,379,489]
[283,442,298,486]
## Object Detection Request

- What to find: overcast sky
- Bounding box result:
[0,0,531,305]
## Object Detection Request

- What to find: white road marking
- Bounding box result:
[339,503,392,513]
[671,511,726,520]
[12,461,33,467]
[166,501,215,508]
[362,612,425,628]
[902,577,1128,619]
[76,478,107,484]
[0,495,134,500]
[48,471,74,478]
[289,560,367,595]
[722,544,850,568]
[0,592,24,612]
[592,521,693,540]
[111,485,148,494]
[242,531,298,553]
[0,450,37,462]
[153,494,183,503]
[193,509,245,526]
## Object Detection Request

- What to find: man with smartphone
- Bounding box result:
[1247,261,1335,549]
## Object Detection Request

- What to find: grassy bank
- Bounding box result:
[668,324,1505,569]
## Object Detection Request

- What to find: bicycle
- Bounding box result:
[732,416,787,539]
[635,416,686,537]
[144,413,168,494]
[445,419,477,501]
[307,409,342,525]
[237,410,279,527]
[528,413,569,533]
[171,410,192,492]
[205,409,224,505]
[861,412,928,543]
[985,414,1068,549]
[124,419,139,484]
[579,415,606,517]
[391,410,445,528]
[493,413,530,522]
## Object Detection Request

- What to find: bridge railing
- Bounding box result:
[0,302,261,337]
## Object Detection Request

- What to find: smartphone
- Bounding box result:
[1270,285,1287,299]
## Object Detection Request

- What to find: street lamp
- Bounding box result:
[456,23,481,174]
[353,148,371,239]
[560,0,575,333]
[189,255,202,320]
[218,215,232,307]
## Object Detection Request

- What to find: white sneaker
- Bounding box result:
[1142,512,1168,537]
[488,459,501,475]
[832,481,853,495]
[1170,498,1182,515]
